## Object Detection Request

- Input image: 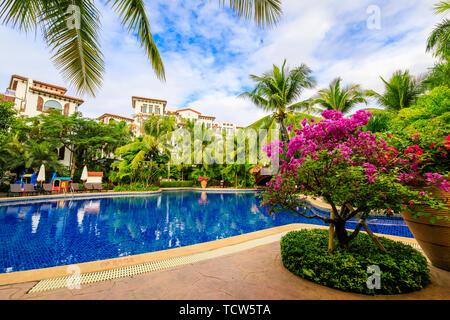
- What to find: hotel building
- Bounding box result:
[3,74,84,167]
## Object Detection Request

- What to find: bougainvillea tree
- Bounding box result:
[261,109,449,251]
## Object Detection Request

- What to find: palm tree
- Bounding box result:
[309,77,367,115]
[426,1,450,60]
[114,115,175,184]
[423,60,450,89]
[0,0,282,96]
[366,70,424,112]
[239,59,316,142]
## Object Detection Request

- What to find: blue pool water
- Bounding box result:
[0,191,413,273]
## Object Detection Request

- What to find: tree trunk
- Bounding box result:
[334,220,350,248]
[70,150,77,178]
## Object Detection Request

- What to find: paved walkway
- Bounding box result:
[1,241,449,300]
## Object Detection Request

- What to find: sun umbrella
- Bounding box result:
[81,166,88,181]
[37,164,45,185]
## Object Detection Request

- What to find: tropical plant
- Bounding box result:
[239,59,316,142]
[389,86,450,173]
[366,70,425,112]
[362,108,395,133]
[423,60,450,89]
[426,1,450,61]
[309,77,367,115]
[112,114,175,185]
[0,0,282,95]
[0,95,17,142]
[260,109,449,253]
[36,110,117,177]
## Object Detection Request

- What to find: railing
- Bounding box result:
[5,88,15,95]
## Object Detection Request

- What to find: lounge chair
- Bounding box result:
[23,184,37,196]
[9,184,22,197]
[43,184,53,195]
[92,183,103,192]
[70,183,80,193]
[85,183,94,192]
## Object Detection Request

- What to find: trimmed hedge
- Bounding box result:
[280,229,430,295]
[113,184,159,192]
[159,180,194,188]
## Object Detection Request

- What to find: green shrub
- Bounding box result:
[280,229,430,295]
[159,180,194,188]
[113,183,159,192]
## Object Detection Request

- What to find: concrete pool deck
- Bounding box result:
[1,239,449,300]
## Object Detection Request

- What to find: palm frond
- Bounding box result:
[219,0,282,27]
[433,1,450,14]
[0,0,41,32]
[108,0,165,80]
[40,0,104,96]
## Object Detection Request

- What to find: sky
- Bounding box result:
[0,0,445,127]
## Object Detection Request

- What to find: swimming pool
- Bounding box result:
[0,191,413,273]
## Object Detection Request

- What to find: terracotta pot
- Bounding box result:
[401,184,450,271]
[201,180,207,189]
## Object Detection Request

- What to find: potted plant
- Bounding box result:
[389,136,450,270]
[198,176,209,189]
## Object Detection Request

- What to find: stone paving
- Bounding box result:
[1,241,449,300]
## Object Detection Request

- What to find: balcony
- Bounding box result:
[5,88,15,96]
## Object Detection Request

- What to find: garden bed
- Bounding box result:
[280,229,430,295]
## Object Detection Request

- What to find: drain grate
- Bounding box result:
[28,255,201,293]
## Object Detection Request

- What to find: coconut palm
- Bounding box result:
[426,1,450,60]
[366,70,425,112]
[0,0,282,96]
[239,59,316,142]
[309,77,367,115]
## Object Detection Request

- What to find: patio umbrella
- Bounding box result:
[81,166,88,182]
[37,164,45,186]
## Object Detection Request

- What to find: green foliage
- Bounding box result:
[112,183,159,192]
[159,180,194,188]
[0,96,17,141]
[310,77,367,115]
[392,86,450,133]
[240,59,316,141]
[281,229,430,295]
[112,114,175,186]
[366,70,425,112]
[423,60,450,89]
[389,86,450,173]
[362,109,395,133]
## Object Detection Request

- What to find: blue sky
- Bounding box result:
[0,0,444,126]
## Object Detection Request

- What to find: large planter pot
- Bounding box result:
[200,180,207,189]
[401,185,450,271]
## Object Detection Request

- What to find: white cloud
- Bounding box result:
[0,0,442,126]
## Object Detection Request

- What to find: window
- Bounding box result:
[155,106,160,114]
[58,147,65,160]
[148,105,153,113]
[141,104,147,113]
[43,100,63,111]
